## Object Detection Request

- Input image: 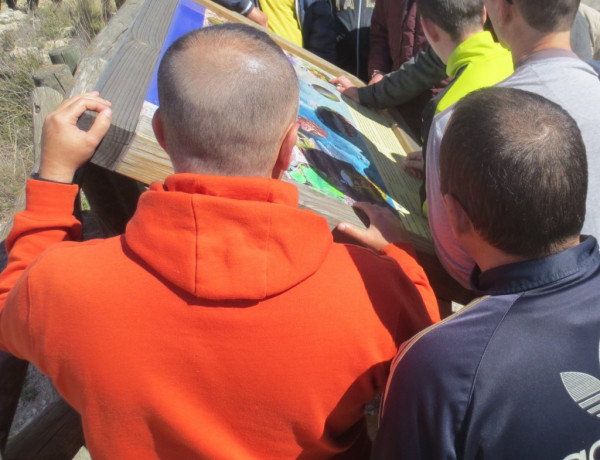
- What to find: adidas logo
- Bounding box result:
[561,341,600,460]
[561,372,600,418]
[561,341,600,418]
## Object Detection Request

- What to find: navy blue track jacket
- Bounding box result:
[373,236,600,459]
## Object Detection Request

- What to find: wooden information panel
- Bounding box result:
[83,0,433,252]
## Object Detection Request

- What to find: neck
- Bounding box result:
[510,30,572,65]
[471,236,581,273]
[473,247,526,273]
[442,28,482,63]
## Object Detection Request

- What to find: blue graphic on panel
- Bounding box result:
[145,0,206,105]
[293,62,387,192]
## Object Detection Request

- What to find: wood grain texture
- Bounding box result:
[71,0,146,96]
[32,64,74,95]
[49,42,84,74]
[76,0,178,169]
[32,87,64,171]
[3,398,84,460]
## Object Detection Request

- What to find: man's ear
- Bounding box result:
[272,121,298,179]
[495,0,513,27]
[420,17,440,44]
[152,108,168,152]
[443,193,473,237]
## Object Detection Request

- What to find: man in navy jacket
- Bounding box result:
[372,87,600,459]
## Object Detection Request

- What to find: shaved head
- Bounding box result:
[157,24,299,176]
[440,87,586,258]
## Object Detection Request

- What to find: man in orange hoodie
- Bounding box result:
[0,23,438,459]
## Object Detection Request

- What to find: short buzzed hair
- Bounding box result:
[416,0,485,41]
[157,23,299,176]
[514,0,579,33]
[440,87,587,259]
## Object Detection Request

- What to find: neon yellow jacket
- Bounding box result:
[421,31,513,216]
[436,30,513,114]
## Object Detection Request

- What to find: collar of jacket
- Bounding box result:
[470,236,599,295]
[515,48,579,69]
[446,30,508,78]
[124,173,333,300]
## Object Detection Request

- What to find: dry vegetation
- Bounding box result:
[0,0,109,225]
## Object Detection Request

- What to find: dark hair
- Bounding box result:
[157,23,299,176]
[416,0,484,41]
[439,87,587,258]
[514,0,579,32]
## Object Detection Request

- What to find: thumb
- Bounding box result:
[87,108,112,146]
[337,221,369,245]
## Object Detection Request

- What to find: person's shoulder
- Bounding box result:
[27,236,124,284]
[379,299,497,426]
[499,55,600,87]
[395,294,519,375]
[333,242,416,279]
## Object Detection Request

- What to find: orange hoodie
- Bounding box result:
[0,174,438,459]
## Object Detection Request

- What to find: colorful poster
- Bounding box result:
[134,0,430,241]
[287,53,408,213]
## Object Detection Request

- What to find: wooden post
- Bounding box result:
[71,0,145,96]
[32,64,74,96]
[31,87,64,170]
[3,398,84,460]
[0,87,65,244]
[0,87,66,456]
[0,353,28,453]
[49,43,84,74]
[68,0,147,236]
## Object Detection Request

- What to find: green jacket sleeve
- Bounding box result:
[358,47,446,109]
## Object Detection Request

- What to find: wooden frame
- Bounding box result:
[81,0,434,252]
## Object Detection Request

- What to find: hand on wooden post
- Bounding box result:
[336,201,410,252]
[329,76,360,103]
[39,92,112,183]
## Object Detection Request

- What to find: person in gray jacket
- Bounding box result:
[426,0,600,288]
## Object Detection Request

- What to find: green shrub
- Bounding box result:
[35,4,72,40]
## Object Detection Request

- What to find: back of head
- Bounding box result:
[157,23,299,177]
[440,87,587,259]
[513,0,579,33]
[416,0,485,41]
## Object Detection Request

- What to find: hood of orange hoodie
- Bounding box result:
[124,174,333,300]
